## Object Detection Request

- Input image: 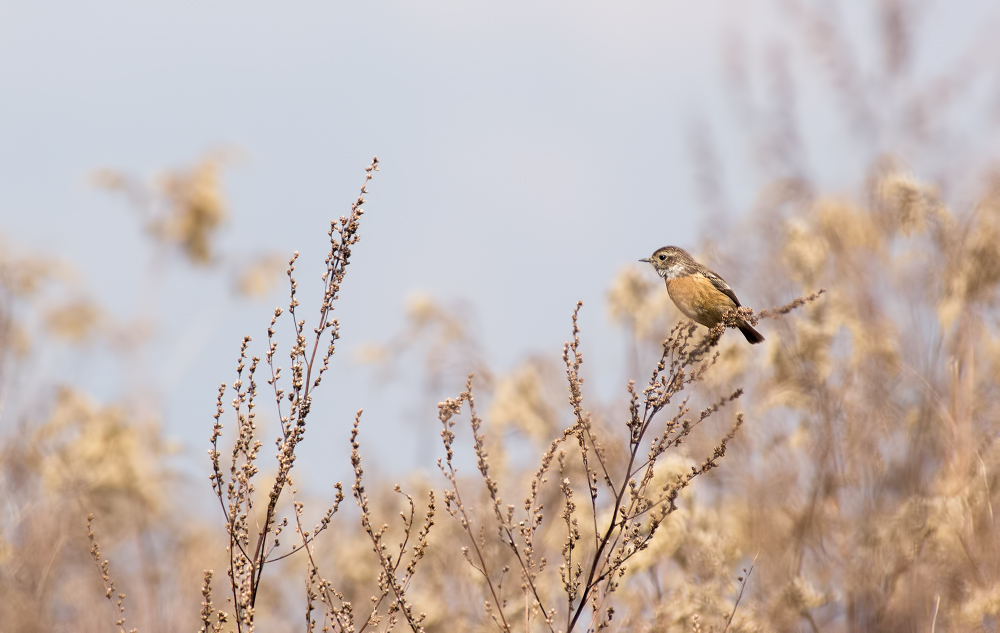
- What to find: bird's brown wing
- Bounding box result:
[704,271,742,307]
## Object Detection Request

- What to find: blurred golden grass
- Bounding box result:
[6,144,1000,633]
[93,152,232,266]
[4,164,1000,631]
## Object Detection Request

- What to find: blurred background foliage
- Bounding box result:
[2,0,1000,631]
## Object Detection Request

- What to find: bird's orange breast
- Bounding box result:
[665,274,737,328]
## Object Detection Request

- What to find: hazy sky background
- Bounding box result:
[1,1,997,498]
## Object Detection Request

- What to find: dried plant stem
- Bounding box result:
[438,381,524,632]
[352,414,434,633]
[434,293,817,632]
[206,158,379,631]
[566,314,740,631]
[287,482,348,632]
[250,158,379,608]
[722,552,758,633]
[86,515,136,633]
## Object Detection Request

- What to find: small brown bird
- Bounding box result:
[640,246,765,344]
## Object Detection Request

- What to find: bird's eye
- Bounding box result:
[658,254,666,261]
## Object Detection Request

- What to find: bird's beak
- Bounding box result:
[638,258,650,263]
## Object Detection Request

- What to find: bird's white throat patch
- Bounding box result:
[659,264,685,280]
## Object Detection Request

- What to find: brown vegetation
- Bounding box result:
[2,2,1000,631]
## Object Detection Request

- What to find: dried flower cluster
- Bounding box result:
[431,291,815,632]
[204,157,404,632]
[182,148,818,633]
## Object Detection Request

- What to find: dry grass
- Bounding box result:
[3,2,1000,631]
[184,157,816,632]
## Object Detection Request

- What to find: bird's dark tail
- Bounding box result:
[738,322,765,344]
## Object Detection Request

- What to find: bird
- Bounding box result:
[640,246,765,344]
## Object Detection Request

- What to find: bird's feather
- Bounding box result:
[704,271,742,307]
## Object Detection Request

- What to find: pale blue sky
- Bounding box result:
[1,1,997,493]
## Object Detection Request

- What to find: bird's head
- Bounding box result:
[639,246,697,279]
